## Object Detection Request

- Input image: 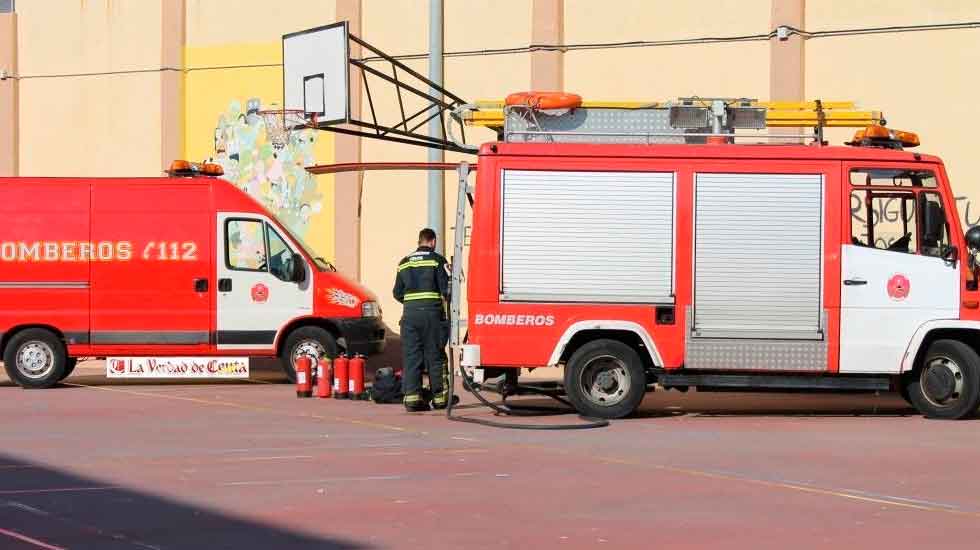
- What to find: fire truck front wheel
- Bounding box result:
[564,339,646,419]
[904,339,980,420]
[2,328,69,389]
[279,326,338,383]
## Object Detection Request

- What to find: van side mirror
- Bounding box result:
[290,253,307,283]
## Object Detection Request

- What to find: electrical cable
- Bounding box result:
[445,355,609,430]
[6,21,977,80]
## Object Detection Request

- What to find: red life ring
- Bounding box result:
[505,91,583,110]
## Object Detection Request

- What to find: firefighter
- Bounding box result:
[393,228,451,411]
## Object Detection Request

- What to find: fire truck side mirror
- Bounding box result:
[290,253,307,284]
[965,227,980,269]
[965,226,980,253]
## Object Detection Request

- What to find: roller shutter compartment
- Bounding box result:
[693,173,823,339]
[500,170,675,303]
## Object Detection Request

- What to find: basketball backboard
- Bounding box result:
[283,21,350,125]
[282,20,475,153]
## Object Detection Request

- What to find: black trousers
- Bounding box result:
[400,305,448,405]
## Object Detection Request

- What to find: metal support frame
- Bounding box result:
[315,30,472,154]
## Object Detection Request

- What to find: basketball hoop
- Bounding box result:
[257,107,315,150]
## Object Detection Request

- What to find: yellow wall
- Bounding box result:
[182,1,337,261]
[806,1,980,229]
[565,0,771,100]
[17,0,163,176]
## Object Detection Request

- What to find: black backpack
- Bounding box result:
[370,367,404,404]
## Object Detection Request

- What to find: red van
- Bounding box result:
[0,162,384,388]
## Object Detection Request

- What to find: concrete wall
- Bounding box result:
[806,0,980,229]
[17,0,163,176]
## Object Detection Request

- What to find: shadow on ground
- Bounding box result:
[0,453,369,550]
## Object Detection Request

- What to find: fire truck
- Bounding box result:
[273,21,980,421]
[0,161,385,388]
[441,96,980,421]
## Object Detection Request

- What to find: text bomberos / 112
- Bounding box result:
[0,241,199,262]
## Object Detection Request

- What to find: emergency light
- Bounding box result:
[846,125,920,149]
[167,160,225,177]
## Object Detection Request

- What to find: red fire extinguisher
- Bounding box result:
[333,354,349,399]
[316,357,332,398]
[295,356,312,398]
[349,354,366,399]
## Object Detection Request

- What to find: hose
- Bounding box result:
[445,359,609,430]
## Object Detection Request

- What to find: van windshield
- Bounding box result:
[277,222,336,272]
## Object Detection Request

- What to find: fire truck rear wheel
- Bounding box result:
[905,339,980,420]
[564,339,646,419]
[2,328,69,389]
[279,326,338,383]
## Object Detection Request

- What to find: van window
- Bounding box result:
[850,189,949,257]
[226,219,266,271]
[266,224,295,281]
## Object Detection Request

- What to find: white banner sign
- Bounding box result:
[107,357,250,378]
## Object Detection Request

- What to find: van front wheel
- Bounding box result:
[3,329,68,389]
[279,326,338,383]
[564,339,646,419]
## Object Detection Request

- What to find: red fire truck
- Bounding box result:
[0,162,385,388]
[451,124,980,421]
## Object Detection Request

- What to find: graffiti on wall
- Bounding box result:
[207,98,323,241]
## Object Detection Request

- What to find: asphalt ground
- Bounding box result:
[2,360,979,549]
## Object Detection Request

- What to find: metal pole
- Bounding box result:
[428,0,445,254]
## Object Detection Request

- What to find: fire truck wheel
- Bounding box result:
[279,326,338,383]
[2,329,69,389]
[564,339,646,419]
[905,339,980,420]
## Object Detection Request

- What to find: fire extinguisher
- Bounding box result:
[295,356,312,398]
[349,354,366,399]
[333,354,349,399]
[316,357,332,398]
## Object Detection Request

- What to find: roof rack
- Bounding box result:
[462,96,885,146]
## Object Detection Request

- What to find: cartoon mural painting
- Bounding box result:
[208,98,323,243]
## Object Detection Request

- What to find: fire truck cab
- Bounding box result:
[0,162,385,388]
[461,130,980,420]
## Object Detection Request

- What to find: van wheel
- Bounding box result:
[2,329,68,389]
[279,326,338,383]
[564,339,646,419]
[904,339,980,420]
[59,358,79,381]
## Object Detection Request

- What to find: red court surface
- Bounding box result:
[2,360,979,549]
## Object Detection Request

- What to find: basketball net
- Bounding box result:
[257,107,315,150]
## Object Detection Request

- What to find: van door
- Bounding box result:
[215,213,313,350]
[90,182,211,350]
[839,166,959,373]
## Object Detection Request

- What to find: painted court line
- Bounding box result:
[0,528,66,550]
[220,475,405,487]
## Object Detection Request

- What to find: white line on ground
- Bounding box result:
[0,528,66,550]
[220,455,315,462]
[5,501,49,516]
[220,475,405,487]
[0,486,119,496]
